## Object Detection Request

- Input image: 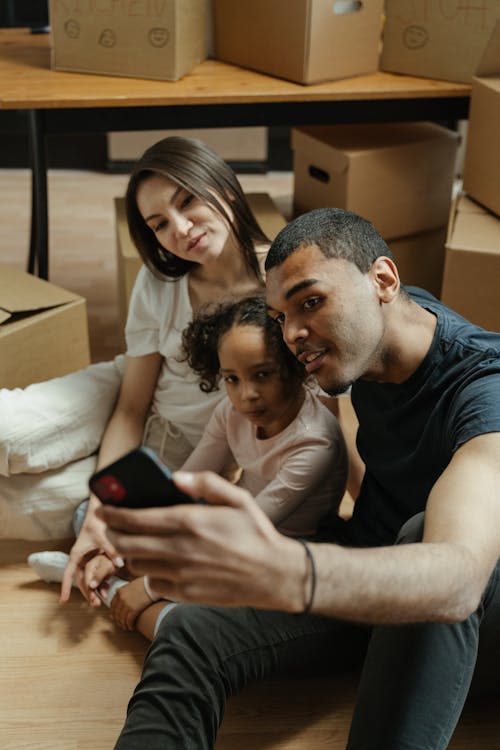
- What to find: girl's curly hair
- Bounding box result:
[181,294,306,393]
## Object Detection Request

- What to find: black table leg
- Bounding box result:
[28,109,49,279]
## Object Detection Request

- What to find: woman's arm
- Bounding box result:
[60,352,162,605]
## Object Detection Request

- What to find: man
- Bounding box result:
[101,208,500,749]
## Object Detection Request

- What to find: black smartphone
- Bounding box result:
[89,446,194,508]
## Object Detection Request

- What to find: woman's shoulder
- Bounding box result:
[255,243,270,276]
[133,265,187,304]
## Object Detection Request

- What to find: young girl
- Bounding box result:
[0,136,269,602]
[34,294,347,640]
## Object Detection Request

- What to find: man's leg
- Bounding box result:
[114,603,364,750]
[346,514,500,750]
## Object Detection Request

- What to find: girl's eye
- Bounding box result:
[256,370,274,379]
[273,313,285,327]
[223,375,238,384]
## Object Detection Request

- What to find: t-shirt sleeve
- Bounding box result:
[447,370,500,452]
[254,439,341,525]
[125,267,162,356]
[181,399,233,474]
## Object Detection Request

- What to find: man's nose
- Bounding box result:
[283,318,307,347]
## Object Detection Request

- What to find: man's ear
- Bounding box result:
[370,256,400,303]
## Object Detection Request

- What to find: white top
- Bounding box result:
[183,388,348,537]
[125,266,225,446]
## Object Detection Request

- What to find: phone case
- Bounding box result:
[89,446,193,508]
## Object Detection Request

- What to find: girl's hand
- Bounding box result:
[60,499,122,606]
[109,578,153,631]
[87,554,120,606]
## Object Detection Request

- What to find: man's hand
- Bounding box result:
[97,471,309,613]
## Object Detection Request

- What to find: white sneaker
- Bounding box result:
[27,551,76,587]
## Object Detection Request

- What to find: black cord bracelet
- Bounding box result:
[297,538,316,614]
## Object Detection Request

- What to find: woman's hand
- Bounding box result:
[98,471,308,613]
[60,497,122,606]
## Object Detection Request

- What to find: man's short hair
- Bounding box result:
[265,207,392,274]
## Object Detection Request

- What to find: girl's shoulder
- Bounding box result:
[300,387,343,431]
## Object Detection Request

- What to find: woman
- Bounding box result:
[0,136,269,605]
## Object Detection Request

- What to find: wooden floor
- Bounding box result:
[0,169,498,749]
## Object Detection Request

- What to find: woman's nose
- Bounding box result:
[170,213,192,238]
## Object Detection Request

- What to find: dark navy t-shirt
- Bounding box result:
[347,287,500,548]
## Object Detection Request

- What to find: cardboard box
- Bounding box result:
[462,21,500,217]
[387,227,447,299]
[48,0,208,81]
[115,197,140,337]
[107,127,268,163]
[381,0,500,84]
[115,191,287,333]
[213,0,383,84]
[0,265,90,389]
[292,123,459,240]
[441,194,500,332]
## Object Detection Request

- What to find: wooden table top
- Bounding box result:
[0,28,471,111]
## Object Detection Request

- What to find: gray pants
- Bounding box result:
[114,513,500,750]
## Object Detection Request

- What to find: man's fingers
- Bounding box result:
[97,471,255,538]
[106,529,183,559]
[173,470,252,509]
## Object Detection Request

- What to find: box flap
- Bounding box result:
[293,123,456,158]
[445,193,487,245]
[246,193,286,239]
[446,193,460,246]
[476,19,500,77]
[0,265,78,317]
[456,194,490,214]
[447,205,500,255]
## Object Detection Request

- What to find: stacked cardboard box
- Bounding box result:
[462,21,500,217]
[115,192,287,335]
[213,0,384,84]
[292,123,459,296]
[442,195,500,332]
[48,0,208,81]
[381,0,500,84]
[441,23,500,332]
[0,265,90,389]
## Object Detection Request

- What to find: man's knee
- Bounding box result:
[153,604,244,670]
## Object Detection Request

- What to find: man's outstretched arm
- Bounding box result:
[99,432,500,624]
